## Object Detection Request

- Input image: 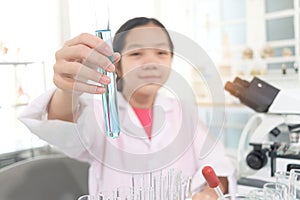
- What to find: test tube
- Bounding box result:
[95,29,120,138]
[185,177,193,200]
[202,166,224,198]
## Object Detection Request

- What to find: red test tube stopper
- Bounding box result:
[202,166,224,198]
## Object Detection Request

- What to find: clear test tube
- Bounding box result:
[95,29,120,138]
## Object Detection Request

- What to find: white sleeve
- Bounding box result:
[18,88,94,162]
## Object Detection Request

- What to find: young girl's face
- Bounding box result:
[118,23,173,97]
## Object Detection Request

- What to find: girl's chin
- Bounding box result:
[133,85,161,95]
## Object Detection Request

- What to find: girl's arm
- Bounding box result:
[47,33,120,122]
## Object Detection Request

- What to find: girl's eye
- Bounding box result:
[158,51,168,55]
[130,52,141,56]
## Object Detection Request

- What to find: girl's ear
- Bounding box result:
[115,62,122,79]
[115,62,124,91]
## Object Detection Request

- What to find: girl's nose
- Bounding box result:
[141,51,159,66]
[141,62,158,70]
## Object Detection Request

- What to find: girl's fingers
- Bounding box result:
[80,52,121,71]
[56,44,115,72]
[53,73,106,94]
[53,32,122,94]
[73,80,106,94]
[64,33,113,57]
[54,61,111,85]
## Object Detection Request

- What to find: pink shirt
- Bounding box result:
[132,107,153,140]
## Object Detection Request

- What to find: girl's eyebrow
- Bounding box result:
[125,42,169,50]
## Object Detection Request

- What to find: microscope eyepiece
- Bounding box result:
[224,82,240,97]
[224,77,280,113]
[233,77,250,88]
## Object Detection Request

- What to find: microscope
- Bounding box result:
[225,77,300,186]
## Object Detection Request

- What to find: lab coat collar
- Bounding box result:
[117,91,175,141]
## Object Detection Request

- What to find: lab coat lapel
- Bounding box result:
[118,93,146,138]
[117,92,174,141]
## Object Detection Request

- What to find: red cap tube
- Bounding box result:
[202,166,220,188]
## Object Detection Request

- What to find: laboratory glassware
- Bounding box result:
[96,29,120,138]
[94,0,120,138]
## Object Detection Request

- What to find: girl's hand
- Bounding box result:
[192,176,228,200]
[53,33,120,95]
[192,190,218,200]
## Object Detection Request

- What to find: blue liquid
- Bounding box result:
[95,29,120,138]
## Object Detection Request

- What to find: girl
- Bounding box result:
[20,17,235,199]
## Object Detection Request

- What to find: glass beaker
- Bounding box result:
[248,188,280,200]
[275,171,290,187]
[263,182,288,200]
[290,169,300,199]
[275,170,293,199]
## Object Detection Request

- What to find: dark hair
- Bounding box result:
[112,17,174,91]
[113,17,174,54]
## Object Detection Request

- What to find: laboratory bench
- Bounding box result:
[0,144,61,169]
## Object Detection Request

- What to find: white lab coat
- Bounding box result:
[19,88,236,195]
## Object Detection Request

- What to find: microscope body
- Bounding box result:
[237,113,300,178]
[225,77,300,183]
